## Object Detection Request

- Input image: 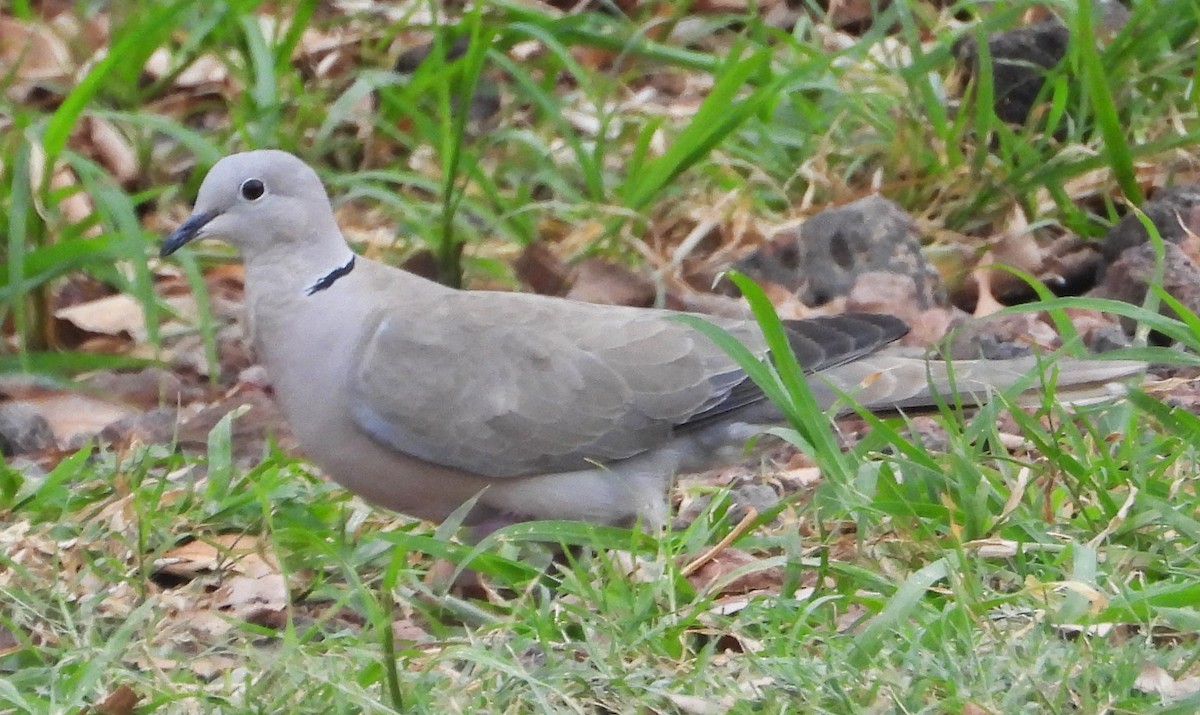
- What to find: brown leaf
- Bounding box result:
[156,534,277,579]
[846,271,955,342]
[0,15,73,101]
[83,367,203,410]
[0,622,20,656]
[56,291,202,346]
[1134,662,1200,701]
[691,0,757,12]
[149,386,296,460]
[155,535,288,619]
[971,254,1007,318]
[664,692,735,715]
[684,547,784,597]
[835,601,871,633]
[175,53,231,88]
[189,654,243,680]
[566,258,656,307]
[515,242,570,296]
[822,0,876,29]
[294,27,361,79]
[143,47,231,89]
[54,293,146,339]
[77,116,137,185]
[12,392,134,445]
[392,616,432,646]
[94,684,139,715]
[50,163,99,236]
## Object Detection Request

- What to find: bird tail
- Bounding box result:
[814,354,1146,414]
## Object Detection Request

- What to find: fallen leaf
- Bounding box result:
[56,292,200,343]
[55,293,146,338]
[175,53,230,88]
[94,684,139,715]
[155,534,288,618]
[17,392,134,444]
[0,622,20,656]
[566,258,656,307]
[156,534,278,580]
[514,241,570,296]
[0,15,73,101]
[78,116,137,185]
[685,547,784,597]
[664,692,734,715]
[964,538,1020,558]
[50,162,99,236]
[1134,662,1200,701]
[189,654,243,680]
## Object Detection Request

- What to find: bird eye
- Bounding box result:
[240,178,265,201]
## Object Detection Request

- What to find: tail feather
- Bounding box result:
[813,354,1146,414]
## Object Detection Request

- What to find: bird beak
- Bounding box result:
[160,211,215,257]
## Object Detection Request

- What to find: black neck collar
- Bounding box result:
[305,255,356,296]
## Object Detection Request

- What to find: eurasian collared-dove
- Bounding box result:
[161,150,1144,531]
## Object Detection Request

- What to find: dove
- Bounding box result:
[161,150,1144,533]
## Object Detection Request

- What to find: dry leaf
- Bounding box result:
[1024,576,1109,613]
[0,15,73,100]
[664,692,734,715]
[189,653,243,680]
[774,466,823,491]
[514,241,570,296]
[968,539,1021,558]
[157,534,278,578]
[566,258,656,307]
[972,253,1006,318]
[15,392,134,444]
[1134,662,1200,701]
[0,622,20,656]
[95,684,139,715]
[392,616,431,646]
[56,292,199,342]
[155,534,288,618]
[50,163,99,236]
[55,293,146,338]
[143,48,236,106]
[79,116,137,185]
[822,0,876,29]
[685,548,784,597]
[176,54,230,88]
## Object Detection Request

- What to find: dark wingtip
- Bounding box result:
[779,312,910,373]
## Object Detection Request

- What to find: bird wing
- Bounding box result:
[347,289,906,478]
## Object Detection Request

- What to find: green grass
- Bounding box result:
[3,0,1200,712]
[4,371,1200,712]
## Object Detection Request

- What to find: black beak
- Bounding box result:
[160,212,215,258]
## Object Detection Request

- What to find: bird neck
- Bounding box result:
[243,236,357,299]
[305,254,356,295]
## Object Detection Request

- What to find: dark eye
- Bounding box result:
[240,178,265,201]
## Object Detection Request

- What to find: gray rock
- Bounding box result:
[732,195,944,308]
[1100,185,1200,270]
[953,20,1070,126]
[726,483,781,526]
[0,402,55,456]
[1093,242,1200,342]
[952,4,1128,127]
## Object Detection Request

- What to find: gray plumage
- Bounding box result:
[161,150,1144,530]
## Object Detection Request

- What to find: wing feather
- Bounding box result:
[349,290,906,477]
